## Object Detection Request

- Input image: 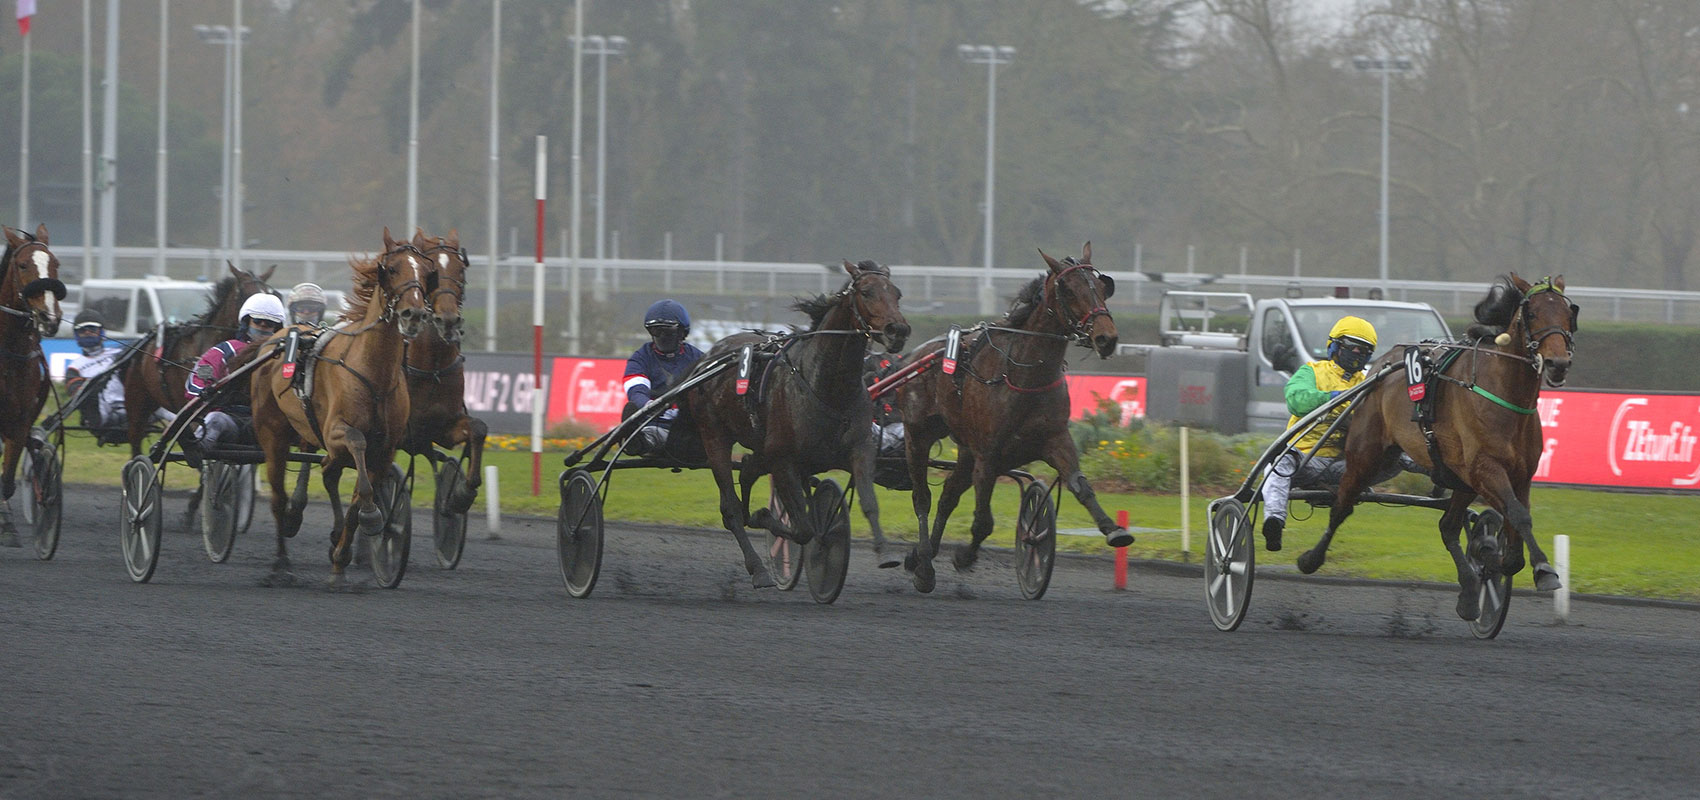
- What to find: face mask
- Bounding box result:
[76,332,102,352]
[650,327,685,353]
[1330,340,1371,373]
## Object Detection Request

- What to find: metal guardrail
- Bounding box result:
[56,245,1700,324]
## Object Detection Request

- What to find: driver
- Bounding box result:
[1259,315,1422,551]
[286,282,329,328]
[63,309,127,438]
[621,299,704,456]
[181,293,286,466]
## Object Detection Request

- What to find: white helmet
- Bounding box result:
[238,293,287,326]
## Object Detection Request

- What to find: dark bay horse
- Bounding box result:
[1297,273,1578,619]
[0,225,65,547]
[894,243,1129,593]
[682,259,910,587]
[249,229,429,584]
[122,262,277,456]
[400,228,486,514]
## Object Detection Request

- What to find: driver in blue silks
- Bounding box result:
[621,299,705,455]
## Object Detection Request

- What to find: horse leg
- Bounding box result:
[1040,431,1132,547]
[1296,454,1379,575]
[848,439,901,568]
[951,457,1001,573]
[0,436,19,547]
[1474,465,1559,590]
[904,429,940,568]
[321,459,349,575]
[1439,489,1482,620]
[440,416,486,514]
[768,465,814,546]
[264,453,297,574]
[702,434,774,588]
[913,449,975,592]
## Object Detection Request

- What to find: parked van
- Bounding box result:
[76,276,218,339]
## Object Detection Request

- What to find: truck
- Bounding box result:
[70,275,346,339]
[1137,291,1453,433]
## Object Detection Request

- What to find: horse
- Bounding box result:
[682,259,910,587]
[248,228,430,584]
[1296,273,1578,620]
[0,224,65,547]
[122,262,277,457]
[399,228,486,516]
[893,243,1129,593]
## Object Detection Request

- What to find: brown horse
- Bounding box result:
[894,243,1128,593]
[1297,273,1577,619]
[0,224,65,547]
[399,228,487,516]
[682,259,910,586]
[122,262,277,456]
[249,229,430,583]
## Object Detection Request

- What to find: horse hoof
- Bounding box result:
[951,546,979,572]
[748,508,773,531]
[750,566,777,589]
[447,484,477,514]
[902,549,920,572]
[912,560,936,593]
[1533,563,1562,592]
[356,506,385,537]
[873,546,903,569]
[1296,549,1326,574]
[1104,527,1134,548]
[1456,589,1481,621]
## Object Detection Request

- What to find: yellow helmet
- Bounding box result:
[1328,315,1377,348]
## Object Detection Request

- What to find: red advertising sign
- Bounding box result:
[1533,390,1700,491]
[1067,375,1146,425]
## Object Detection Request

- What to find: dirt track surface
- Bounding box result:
[3,482,1698,799]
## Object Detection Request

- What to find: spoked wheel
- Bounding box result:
[766,532,804,591]
[200,461,240,564]
[1466,509,1513,640]
[802,478,851,605]
[1014,480,1057,600]
[1205,498,1256,632]
[236,463,258,537]
[21,443,62,561]
[119,456,164,583]
[431,458,470,569]
[368,463,413,589]
[557,469,605,598]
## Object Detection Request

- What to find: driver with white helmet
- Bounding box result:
[181,293,286,465]
[286,282,329,328]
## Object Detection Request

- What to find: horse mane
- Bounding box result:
[790,260,888,331]
[338,254,384,323]
[1465,274,1520,340]
[198,276,240,323]
[1002,275,1047,328]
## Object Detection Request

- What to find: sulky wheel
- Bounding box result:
[236,463,258,537]
[1014,480,1058,600]
[1466,509,1513,640]
[431,458,470,569]
[199,460,240,564]
[802,478,851,605]
[1205,498,1256,632]
[557,470,605,598]
[21,443,63,561]
[119,456,164,583]
[766,531,804,591]
[368,463,413,589]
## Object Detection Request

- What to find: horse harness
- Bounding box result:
[0,235,64,364]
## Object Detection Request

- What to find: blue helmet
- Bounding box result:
[643,299,690,330]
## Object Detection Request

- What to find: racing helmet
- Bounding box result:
[238,293,287,327]
[1327,315,1377,372]
[643,299,691,331]
[287,282,328,323]
[73,308,105,331]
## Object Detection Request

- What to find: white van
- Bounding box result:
[76,276,219,338]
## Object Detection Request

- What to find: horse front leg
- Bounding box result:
[1296,455,1378,575]
[702,433,774,589]
[911,449,975,593]
[0,434,19,547]
[848,439,901,568]
[951,457,1002,573]
[1439,489,1482,620]
[1473,464,1559,591]
[440,415,487,514]
[1041,431,1132,547]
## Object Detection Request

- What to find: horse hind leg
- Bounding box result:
[0,437,21,547]
[703,433,774,589]
[848,442,901,568]
[951,458,1000,573]
[1439,490,1482,620]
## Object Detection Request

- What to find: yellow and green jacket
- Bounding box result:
[1285,359,1368,458]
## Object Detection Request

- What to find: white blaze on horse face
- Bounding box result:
[32,249,58,317]
[438,253,449,271]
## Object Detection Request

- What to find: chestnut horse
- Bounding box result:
[682,259,910,587]
[248,229,429,583]
[894,243,1129,593]
[122,262,277,456]
[1297,273,1578,619]
[399,229,486,515]
[0,225,65,547]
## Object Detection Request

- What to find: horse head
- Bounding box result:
[1510,272,1577,388]
[412,227,468,345]
[1039,241,1118,358]
[376,227,432,340]
[3,224,66,338]
[840,259,909,353]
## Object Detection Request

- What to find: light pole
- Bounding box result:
[958,44,1014,315]
[193,22,249,263]
[155,0,169,274]
[485,0,502,353]
[1352,54,1412,296]
[572,33,626,302]
[408,0,420,234]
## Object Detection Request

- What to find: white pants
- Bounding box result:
[1261,450,1424,521]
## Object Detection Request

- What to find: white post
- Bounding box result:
[531,135,547,496]
[1554,534,1571,623]
[17,19,30,227]
[231,0,244,269]
[81,0,92,278]
[568,1,584,356]
[407,0,420,234]
[155,0,169,275]
[1180,426,1190,558]
[96,0,119,279]
[485,0,502,353]
[484,465,501,539]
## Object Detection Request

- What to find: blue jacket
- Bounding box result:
[623,342,705,408]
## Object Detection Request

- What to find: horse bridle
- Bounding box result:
[841,266,896,340]
[374,243,430,324]
[1510,279,1577,380]
[1044,258,1112,340]
[0,236,67,328]
[420,242,469,306]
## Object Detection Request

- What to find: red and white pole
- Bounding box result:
[1114,509,1129,591]
[531,135,547,496]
